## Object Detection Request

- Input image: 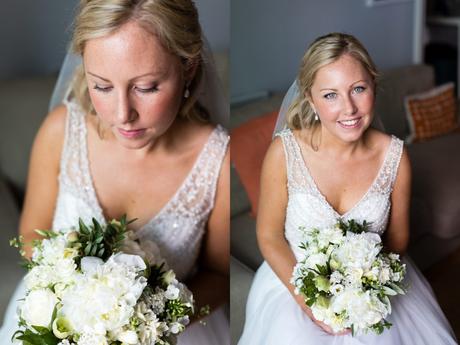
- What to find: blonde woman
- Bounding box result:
[238,33,456,344]
[0,1,229,344]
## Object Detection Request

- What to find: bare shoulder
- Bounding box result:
[33,104,67,162]
[262,136,286,178]
[38,105,67,145]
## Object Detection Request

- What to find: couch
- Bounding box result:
[230,64,460,344]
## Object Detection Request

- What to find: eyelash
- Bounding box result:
[323,86,366,100]
[93,85,159,94]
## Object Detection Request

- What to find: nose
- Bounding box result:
[116,90,137,124]
[343,94,358,116]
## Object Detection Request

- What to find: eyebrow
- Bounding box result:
[319,80,369,92]
[87,70,167,82]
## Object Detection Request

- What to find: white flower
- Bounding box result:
[165,284,180,300]
[60,253,147,335]
[330,271,343,285]
[304,252,328,270]
[332,232,381,272]
[76,333,108,345]
[117,330,139,344]
[379,267,391,284]
[163,270,176,285]
[169,322,184,334]
[330,284,344,296]
[52,317,72,339]
[21,288,57,328]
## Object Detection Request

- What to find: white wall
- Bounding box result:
[231,0,416,102]
[0,0,229,80]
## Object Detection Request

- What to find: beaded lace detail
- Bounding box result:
[276,129,403,261]
[52,100,229,280]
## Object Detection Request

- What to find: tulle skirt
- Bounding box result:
[238,257,457,345]
[0,278,229,345]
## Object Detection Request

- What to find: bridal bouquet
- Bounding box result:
[10,217,194,345]
[291,219,406,335]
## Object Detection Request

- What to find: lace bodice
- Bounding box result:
[276,129,403,261]
[52,100,229,280]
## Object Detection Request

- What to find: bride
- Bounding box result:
[0,0,229,344]
[238,32,457,344]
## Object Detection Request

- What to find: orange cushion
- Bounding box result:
[231,110,278,217]
[404,83,459,143]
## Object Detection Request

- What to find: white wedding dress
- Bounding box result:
[238,129,457,345]
[0,100,230,345]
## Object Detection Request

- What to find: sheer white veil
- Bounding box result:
[273,79,385,138]
[272,79,299,137]
[48,37,229,128]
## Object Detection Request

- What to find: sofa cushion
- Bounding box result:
[375,64,435,139]
[407,132,460,239]
[404,83,458,143]
[0,76,56,197]
[0,174,22,326]
[231,213,263,271]
[230,110,278,216]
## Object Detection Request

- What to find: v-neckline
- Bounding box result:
[288,130,394,218]
[82,120,219,231]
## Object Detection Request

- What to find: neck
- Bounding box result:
[314,126,369,160]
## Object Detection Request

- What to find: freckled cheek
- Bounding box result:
[139,93,182,125]
[88,91,114,121]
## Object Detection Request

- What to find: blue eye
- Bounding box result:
[324,92,337,100]
[93,85,112,93]
[353,86,365,94]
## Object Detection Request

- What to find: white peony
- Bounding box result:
[332,232,381,272]
[21,288,57,328]
[60,253,147,335]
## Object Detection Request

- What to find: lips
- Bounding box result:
[117,128,146,139]
[337,117,362,129]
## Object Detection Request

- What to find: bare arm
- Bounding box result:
[186,148,230,318]
[384,147,411,255]
[20,105,66,257]
[256,138,342,334]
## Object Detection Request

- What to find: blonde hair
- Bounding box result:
[70,0,208,122]
[287,32,379,130]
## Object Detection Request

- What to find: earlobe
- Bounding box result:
[305,93,315,113]
[185,60,199,84]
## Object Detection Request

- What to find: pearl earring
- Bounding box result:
[184,87,190,99]
[314,111,319,121]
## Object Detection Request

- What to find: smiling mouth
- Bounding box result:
[337,117,362,128]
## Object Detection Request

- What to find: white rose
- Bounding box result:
[21,289,57,328]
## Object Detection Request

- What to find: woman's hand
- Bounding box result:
[294,293,351,336]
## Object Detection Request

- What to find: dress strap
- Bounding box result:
[59,100,102,217]
[161,125,229,220]
[275,129,310,193]
[372,135,404,195]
